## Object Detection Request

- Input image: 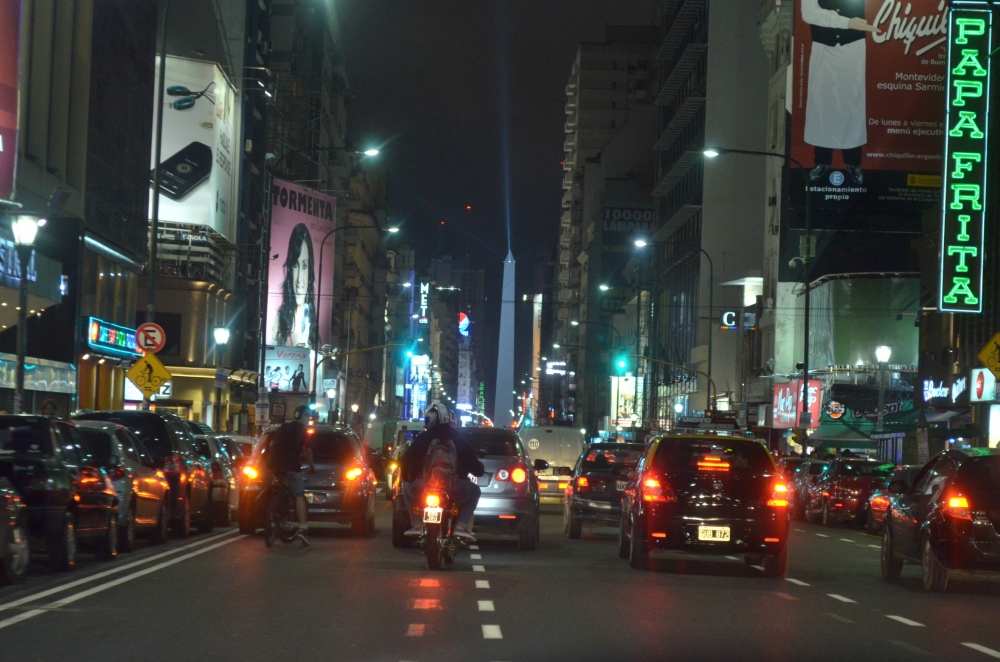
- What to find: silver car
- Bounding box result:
[462,427,546,550]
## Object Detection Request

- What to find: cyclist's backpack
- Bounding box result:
[423,436,458,488]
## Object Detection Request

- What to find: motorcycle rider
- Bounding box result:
[401,401,484,540]
[267,405,316,545]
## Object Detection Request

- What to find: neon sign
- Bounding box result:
[458,311,470,337]
[419,282,429,323]
[939,6,992,313]
[87,317,142,358]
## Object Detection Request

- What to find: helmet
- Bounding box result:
[293,405,311,422]
[424,401,451,429]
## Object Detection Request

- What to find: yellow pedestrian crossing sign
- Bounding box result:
[978,333,1000,381]
[126,352,173,399]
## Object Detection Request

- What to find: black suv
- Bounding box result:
[0,416,120,570]
[73,411,213,537]
[882,448,1000,591]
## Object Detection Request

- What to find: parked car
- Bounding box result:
[619,433,789,576]
[74,421,171,550]
[221,435,256,459]
[0,416,119,570]
[0,476,28,584]
[776,457,807,482]
[216,435,250,470]
[521,426,586,504]
[73,411,213,537]
[189,433,238,527]
[866,464,923,534]
[789,460,828,520]
[804,457,894,527]
[882,448,1000,591]
[563,442,645,538]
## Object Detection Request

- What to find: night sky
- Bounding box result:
[335,1,657,416]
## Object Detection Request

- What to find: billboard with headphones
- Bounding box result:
[148,56,240,242]
[0,0,21,203]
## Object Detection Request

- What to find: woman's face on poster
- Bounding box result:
[292,239,310,306]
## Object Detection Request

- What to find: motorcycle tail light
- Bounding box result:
[425,493,441,508]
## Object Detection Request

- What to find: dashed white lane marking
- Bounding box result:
[869,544,881,549]
[964,643,1000,658]
[794,528,806,533]
[412,599,440,610]
[750,565,766,572]
[785,578,810,586]
[473,565,486,572]
[839,538,854,543]
[469,545,479,550]
[827,594,857,604]
[478,600,495,611]
[476,580,490,589]
[885,615,924,627]
[774,592,798,601]
[0,534,246,631]
[827,613,855,624]
[725,555,738,560]
[888,640,931,656]
[471,553,482,560]
[0,530,238,614]
[406,624,425,637]
[816,533,830,538]
[482,625,503,639]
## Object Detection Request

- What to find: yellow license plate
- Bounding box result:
[698,526,730,542]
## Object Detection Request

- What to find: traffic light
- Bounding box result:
[615,348,629,375]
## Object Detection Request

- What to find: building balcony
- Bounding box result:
[657,0,707,62]
[655,43,707,108]
[654,96,705,153]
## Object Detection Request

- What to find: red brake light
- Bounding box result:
[511,468,527,484]
[345,468,363,481]
[242,465,259,480]
[425,493,441,508]
[870,495,890,511]
[945,494,971,519]
[697,456,730,472]
[642,476,675,503]
[767,482,789,507]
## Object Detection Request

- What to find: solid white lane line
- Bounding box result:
[406,624,425,637]
[473,565,486,572]
[869,544,881,549]
[476,580,490,589]
[785,578,810,587]
[482,625,503,639]
[0,530,238,614]
[964,643,1000,658]
[827,594,857,604]
[816,534,829,538]
[470,553,482,560]
[885,615,924,627]
[839,538,854,543]
[0,534,245,631]
[478,600,495,611]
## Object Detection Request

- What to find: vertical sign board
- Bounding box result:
[940,6,993,313]
[0,0,21,202]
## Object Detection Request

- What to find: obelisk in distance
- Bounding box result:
[493,250,516,427]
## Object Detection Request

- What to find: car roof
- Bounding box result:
[74,409,183,421]
[73,421,123,433]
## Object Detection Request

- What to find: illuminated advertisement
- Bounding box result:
[971,368,997,403]
[267,179,336,350]
[458,311,470,337]
[408,354,431,416]
[610,375,644,426]
[87,318,142,359]
[0,0,21,202]
[263,346,311,393]
[939,6,992,313]
[149,57,241,241]
[772,379,821,429]
[418,282,430,324]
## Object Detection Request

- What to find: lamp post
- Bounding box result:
[213,326,230,430]
[876,345,892,433]
[705,147,812,426]
[11,215,44,414]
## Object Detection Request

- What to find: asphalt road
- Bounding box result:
[3,501,1000,661]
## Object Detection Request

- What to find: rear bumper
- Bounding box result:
[570,497,622,523]
[304,487,369,522]
[474,497,536,532]
[826,498,867,522]
[644,509,789,556]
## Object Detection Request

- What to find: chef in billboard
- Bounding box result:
[271,223,318,348]
[801,0,880,185]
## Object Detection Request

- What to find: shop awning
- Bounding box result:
[809,422,878,449]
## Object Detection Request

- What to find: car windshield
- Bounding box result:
[839,462,893,478]
[74,413,173,459]
[310,432,358,464]
[0,418,52,455]
[581,446,643,472]
[652,438,774,475]
[463,429,521,457]
[78,429,114,465]
[957,456,1000,505]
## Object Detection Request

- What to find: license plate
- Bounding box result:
[616,481,628,492]
[698,526,730,542]
[476,474,492,487]
[423,506,443,523]
[304,492,321,504]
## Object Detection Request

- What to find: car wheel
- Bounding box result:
[618,519,629,559]
[566,513,582,539]
[763,546,787,578]
[215,490,232,528]
[519,514,538,551]
[880,526,903,581]
[119,502,136,553]
[172,495,192,538]
[392,507,409,548]
[627,516,649,570]
[196,488,214,534]
[921,538,949,592]
[49,511,76,572]
[150,498,169,545]
[866,513,880,535]
[0,517,29,585]
[95,510,118,561]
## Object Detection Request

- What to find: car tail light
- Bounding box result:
[511,468,527,484]
[80,468,103,485]
[242,465,259,480]
[642,476,676,503]
[870,495,890,511]
[211,462,223,480]
[576,476,590,493]
[345,468,363,481]
[944,494,972,520]
[764,537,780,543]
[425,492,441,508]
[767,482,789,507]
[163,454,184,473]
[109,466,127,481]
[697,456,730,472]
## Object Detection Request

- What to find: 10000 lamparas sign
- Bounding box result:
[939,8,993,313]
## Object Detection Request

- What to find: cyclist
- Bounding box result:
[401,401,484,540]
[268,405,316,545]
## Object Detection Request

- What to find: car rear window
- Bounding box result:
[463,429,521,457]
[839,462,893,478]
[581,446,643,471]
[191,439,212,460]
[652,438,773,475]
[957,457,1000,504]
[74,413,173,459]
[310,432,358,464]
[79,429,114,465]
[0,418,52,455]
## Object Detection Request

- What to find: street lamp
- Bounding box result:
[213,326,230,430]
[876,345,892,433]
[599,284,610,292]
[705,146,812,426]
[11,215,44,414]
[363,148,380,157]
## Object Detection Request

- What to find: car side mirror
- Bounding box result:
[888,480,907,494]
[557,466,573,477]
[533,459,549,472]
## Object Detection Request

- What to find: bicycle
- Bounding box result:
[261,472,300,547]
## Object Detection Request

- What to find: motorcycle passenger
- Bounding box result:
[401,402,484,540]
[267,405,316,545]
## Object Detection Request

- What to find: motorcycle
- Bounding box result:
[420,488,462,570]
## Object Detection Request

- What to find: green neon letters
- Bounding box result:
[940,9,992,314]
